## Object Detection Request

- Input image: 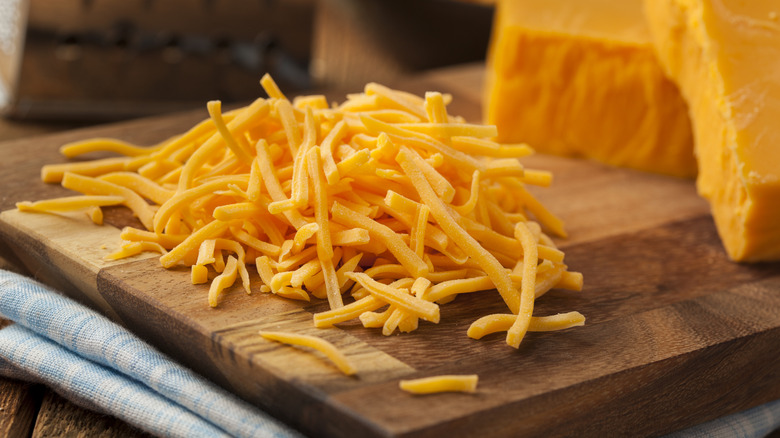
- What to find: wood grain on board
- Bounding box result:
[0,379,42,438]
[31,391,151,438]
[0,64,779,437]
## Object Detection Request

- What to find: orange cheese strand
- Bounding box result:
[41,157,132,184]
[16,195,125,212]
[506,222,539,348]
[399,375,478,394]
[467,312,586,339]
[258,330,357,376]
[59,138,162,158]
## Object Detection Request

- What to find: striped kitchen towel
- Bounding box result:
[0,269,300,438]
[664,398,780,438]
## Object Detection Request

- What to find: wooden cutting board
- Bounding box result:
[1,65,780,438]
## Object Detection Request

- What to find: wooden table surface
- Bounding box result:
[2,63,780,437]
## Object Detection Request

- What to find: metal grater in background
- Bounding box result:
[0,0,314,121]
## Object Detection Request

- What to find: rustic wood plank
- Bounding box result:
[0,379,43,438]
[31,390,150,438]
[0,248,29,277]
[83,209,779,437]
[321,224,780,437]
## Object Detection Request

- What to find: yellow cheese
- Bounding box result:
[645,0,780,261]
[485,0,696,178]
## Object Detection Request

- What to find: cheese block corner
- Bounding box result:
[644,0,780,262]
[485,0,696,178]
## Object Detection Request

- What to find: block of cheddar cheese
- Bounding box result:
[645,0,780,261]
[485,0,696,178]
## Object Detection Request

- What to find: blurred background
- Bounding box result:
[0,0,495,123]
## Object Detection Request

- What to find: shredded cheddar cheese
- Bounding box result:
[18,74,584,351]
[258,330,357,376]
[399,375,479,394]
[16,195,125,212]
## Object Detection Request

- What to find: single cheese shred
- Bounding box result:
[399,375,479,394]
[258,330,357,376]
[19,75,584,350]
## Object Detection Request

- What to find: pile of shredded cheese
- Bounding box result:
[19,75,584,349]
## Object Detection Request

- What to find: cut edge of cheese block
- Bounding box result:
[491,0,653,44]
[485,0,696,179]
[644,0,780,261]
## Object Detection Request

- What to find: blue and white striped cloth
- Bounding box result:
[665,398,780,438]
[0,269,300,438]
[0,268,778,437]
